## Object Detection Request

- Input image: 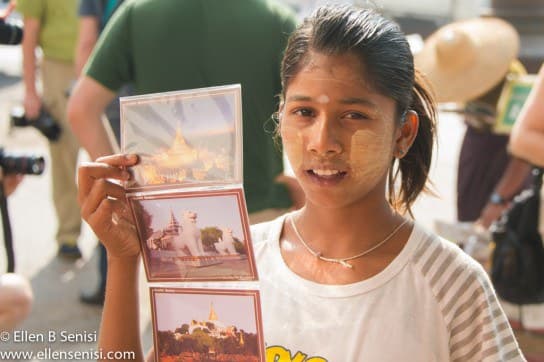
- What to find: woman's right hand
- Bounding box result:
[78,154,140,259]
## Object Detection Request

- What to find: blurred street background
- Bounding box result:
[0,0,543,360]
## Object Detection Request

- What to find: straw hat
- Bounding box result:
[415,17,519,103]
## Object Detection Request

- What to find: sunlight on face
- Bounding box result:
[280,51,398,207]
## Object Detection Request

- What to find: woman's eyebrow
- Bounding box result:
[286,95,377,109]
[286,94,312,102]
[340,97,377,108]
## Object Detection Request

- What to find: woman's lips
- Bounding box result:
[306,168,348,185]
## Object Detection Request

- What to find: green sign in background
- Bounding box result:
[502,83,533,126]
[495,78,534,134]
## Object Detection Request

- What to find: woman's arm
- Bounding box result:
[100,256,143,361]
[77,154,144,361]
[510,65,544,167]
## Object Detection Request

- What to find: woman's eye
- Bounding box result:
[293,108,314,117]
[343,112,368,120]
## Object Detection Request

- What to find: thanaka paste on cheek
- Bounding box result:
[349,128,392,184]
[280,122,304,172]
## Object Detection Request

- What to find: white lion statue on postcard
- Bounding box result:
[214,227,239,255]
[171,211,206,256]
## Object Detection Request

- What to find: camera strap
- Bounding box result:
[0,182,15,273]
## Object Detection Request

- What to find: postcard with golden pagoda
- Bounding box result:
[120,84,243,191]
[150,287,265,362]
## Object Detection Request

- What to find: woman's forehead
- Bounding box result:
[285,51,396,112]
[300,51,367,80]
[285,51,381,96]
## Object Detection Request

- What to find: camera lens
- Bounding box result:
[0,20,24,45]
[0,155,45,175]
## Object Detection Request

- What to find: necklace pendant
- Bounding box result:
[315,251,322,258]
[339,260,353,268]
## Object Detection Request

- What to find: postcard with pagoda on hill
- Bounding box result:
[150,288,265,362]
[120,85,258,282]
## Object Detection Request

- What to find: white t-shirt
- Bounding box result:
[251,213,525,362]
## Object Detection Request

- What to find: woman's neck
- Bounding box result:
[281,200,412,285]
[294,200,402,259]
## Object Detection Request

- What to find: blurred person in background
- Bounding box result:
[18,0,83,259]
[415,17,531,253]
[0,171,33,332]
[67,0,303,225]
[508,64,544,335]
[510,65,544,167]
[0,273,32,331]
[1,0,34,332]
[74,0,126,306]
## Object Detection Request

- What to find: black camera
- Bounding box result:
[0,18,23,45]
[0,148,45,175]
[10,105,62,142]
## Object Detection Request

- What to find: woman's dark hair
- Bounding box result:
[280,5,437,215]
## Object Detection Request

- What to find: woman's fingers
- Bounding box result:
[77,154,137,204]
[85,196,140,258]
[77,153,141,258]
[95,153,139,166]
[80,178,126,220]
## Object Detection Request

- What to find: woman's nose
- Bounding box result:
[307,116,343,156]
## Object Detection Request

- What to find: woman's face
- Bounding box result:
[280,51,402,209]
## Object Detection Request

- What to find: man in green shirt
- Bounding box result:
[68,0,302,219]
[18,0,82,258]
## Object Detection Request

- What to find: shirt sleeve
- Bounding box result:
[413,235,525,362]
[78,0,101,17]
[84,1,133,92]
[16,0,45,19]
[446,261,525,361]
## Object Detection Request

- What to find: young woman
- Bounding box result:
[77,6,524,362]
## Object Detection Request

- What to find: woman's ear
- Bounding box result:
[394,110,419,158]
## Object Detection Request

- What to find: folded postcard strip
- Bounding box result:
[120,85,265,362]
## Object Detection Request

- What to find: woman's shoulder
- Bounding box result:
[409,224,495,313]
[250,213,288,246]
[411,224,487,279]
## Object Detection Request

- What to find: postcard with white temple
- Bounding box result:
[129,188,257,282]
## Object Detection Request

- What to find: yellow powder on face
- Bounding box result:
[349,128,394,184]
[280,122,304,171]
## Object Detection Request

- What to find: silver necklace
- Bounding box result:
[290,215,409,269]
